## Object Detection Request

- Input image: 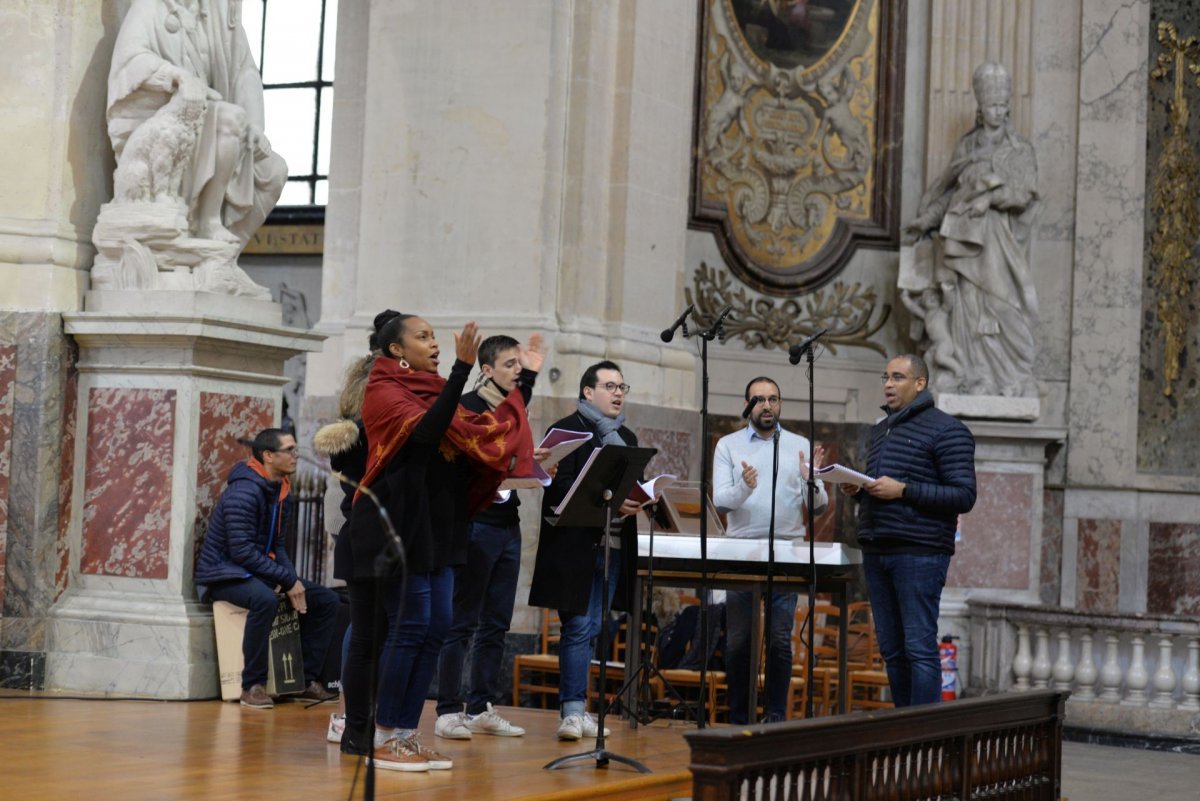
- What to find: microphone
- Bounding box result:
[742,395,765,419]
[711,304,735,329]
[788,328,828,365]
[660,304,695,342]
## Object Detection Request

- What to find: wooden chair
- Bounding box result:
[845,602,893,711]
[512,608,561,709]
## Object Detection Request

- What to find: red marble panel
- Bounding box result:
[810,439,839,542]
[947,471,1033,590]
[637,427,692,482]
[81,388,176,579]
[1148,522,1200,616]
[195,392,274,545]
[55,357,78,600]
[1076,518,1121,613]
[0,343,16,608]
[1039,489,1064,605]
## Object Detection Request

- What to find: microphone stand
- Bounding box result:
[759,422,780,722]
[787,338,823,719]
[304,456,406,801]
[684,304,733,728]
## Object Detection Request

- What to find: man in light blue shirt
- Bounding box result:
[713,376,828,723]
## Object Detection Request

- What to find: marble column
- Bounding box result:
[44,291,323,699]
[941,422,1066,688]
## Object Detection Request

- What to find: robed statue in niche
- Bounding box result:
[92,0,287,298]
[904,62,1040,399]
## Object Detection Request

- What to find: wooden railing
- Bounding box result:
[684,690,1068,801]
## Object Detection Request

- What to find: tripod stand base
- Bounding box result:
[544,748,652,773]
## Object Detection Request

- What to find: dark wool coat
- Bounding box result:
[856,390,977,554]
[529,410,639,616]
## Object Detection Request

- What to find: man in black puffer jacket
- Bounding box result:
[197,428,339,709]
[841,354,976,707]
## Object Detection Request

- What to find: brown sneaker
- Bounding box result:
[239,684,274,709]
[404,734,452,770]
[369,737,430,772]
[295,680,338,702]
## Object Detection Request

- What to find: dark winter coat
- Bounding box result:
[195,461,298,599]
[856,390,977,555]
[529,410,639,616]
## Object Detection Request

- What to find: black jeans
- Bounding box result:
[208,576,338,690]
[435,521,522,716]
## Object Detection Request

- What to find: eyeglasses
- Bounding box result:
[880,373,912,384]
[596,382,631,394]
[270,446,299,455]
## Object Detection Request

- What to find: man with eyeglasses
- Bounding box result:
[713,376,828,723]
[529,360,641,740]
[196,428,339,709]
[841,354,976,707]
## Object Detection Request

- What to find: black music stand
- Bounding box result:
[543,444,656,773]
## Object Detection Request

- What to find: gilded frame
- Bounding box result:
[689,0,906,295]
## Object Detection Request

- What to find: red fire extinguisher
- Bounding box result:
[940,635,959,701]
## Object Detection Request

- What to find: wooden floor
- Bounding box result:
[0,691,695,801]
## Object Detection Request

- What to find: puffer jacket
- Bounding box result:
[195,461,298,599]
[313,417,367,581]
[856,390,976,554]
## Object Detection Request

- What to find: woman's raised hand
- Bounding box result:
[454,321,482,365]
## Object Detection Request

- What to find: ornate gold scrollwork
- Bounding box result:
[689,0,903,295]
[685,261,890,355]
[1149,21,1200,398]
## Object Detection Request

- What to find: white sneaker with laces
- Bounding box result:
[434,711,473,740]
[579,711,610,738]
[556,714,584,741]
[326,712,345,743]
[465,703,525,737]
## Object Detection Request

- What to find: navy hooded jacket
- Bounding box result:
[195,461,298,599]
[855,389,977,554]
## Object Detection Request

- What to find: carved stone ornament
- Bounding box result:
[685,261,890,355]
[689,0,905,296]
[91,0,287,300]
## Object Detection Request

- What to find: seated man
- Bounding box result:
[197,428,339,708]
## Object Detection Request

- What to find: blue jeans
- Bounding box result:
[376,568,454,729]
[436,521,522,716]
[208,576,338,690]
[558,547,619,718]
[725,589,797,724]
[862,552,951,707]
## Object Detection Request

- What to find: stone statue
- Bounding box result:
[92,0,287,299]
[905,62,1039,398]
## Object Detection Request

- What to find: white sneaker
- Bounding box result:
[579,711,610,738]
[465,703,525,737]
[434,711,473,740]
[326,712,345,743]
[557,712,611,741]
[556,714,584,741]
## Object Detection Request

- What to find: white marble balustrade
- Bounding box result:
[967,601,1200,737]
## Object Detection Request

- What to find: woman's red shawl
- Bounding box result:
[357,358,533,515]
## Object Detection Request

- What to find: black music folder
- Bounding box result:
[545,444,657,529]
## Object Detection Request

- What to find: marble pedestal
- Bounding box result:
[44,290,323,699]
[939,421,1067,692]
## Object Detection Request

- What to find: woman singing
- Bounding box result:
[341,316,533,772]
